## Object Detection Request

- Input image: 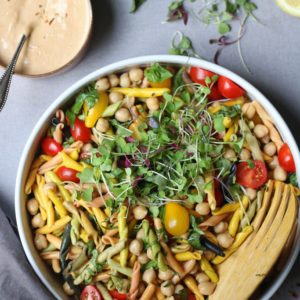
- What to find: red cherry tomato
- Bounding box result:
[208,85,223,101]
[67,117,91,143]
[189,67,217,85]
[187,290,197,300]
[80,285,102,300]
[41,137,63,156]
[109,290,127,300]
[189,67,222,101]
[278,143,296,172]
[217,76,245,99]
[57,166,80,183]
[236,160,268,189]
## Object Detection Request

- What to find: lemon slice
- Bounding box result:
[275,0,300,17]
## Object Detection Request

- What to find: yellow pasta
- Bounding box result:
[118,206,129,267]
[36,215,72,234]
[32,184,47,220]
[45,171,71,202]
[47,189,68,217]
[200,257,219,283]
[92,207,108,234]
[175,251,202,261]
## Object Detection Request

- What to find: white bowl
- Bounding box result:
[15,55,300,300]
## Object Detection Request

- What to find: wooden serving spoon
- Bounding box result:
[209,180,298,300]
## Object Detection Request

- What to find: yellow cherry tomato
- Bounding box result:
[164,202,189,236]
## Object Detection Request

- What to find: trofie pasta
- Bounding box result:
[25,63,299,299]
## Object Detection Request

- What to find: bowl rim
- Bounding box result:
[0,0,93,78]
[15,54,300,300]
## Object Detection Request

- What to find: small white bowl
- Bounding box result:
[15,55,300,299]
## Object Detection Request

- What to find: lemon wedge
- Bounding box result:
[275,0,300,17]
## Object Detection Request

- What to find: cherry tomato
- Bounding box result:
[187,290,197,300]
[164,202,189,236]
[57,166,80,183]
[217,76,245,99]
[66,117,91,143]
[236,160,268,189]
[208,85,223,101]
[189,67,222,101]
[189,67,217,85]
[109,290,127,300]
[41,137,63,156]
[80,285,102,300]
[278,143,296,172]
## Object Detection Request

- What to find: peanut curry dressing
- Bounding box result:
[0,0,92,75]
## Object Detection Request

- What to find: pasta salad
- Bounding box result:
[25,63,298,300]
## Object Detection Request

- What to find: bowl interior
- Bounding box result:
[16,55,300,300]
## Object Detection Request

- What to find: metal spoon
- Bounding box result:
[0,34,26,112]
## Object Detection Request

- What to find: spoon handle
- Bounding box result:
[0,34,26,112]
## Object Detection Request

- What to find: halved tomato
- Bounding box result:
[278,143,296,172]
[80,285,102,300]
[236,160,267,189]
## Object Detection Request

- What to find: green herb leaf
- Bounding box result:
[213,116,225,132]
[130,0,146,13]
[72,89,99,113]
[102,101,123,118]
[218,22,231,34]
[77,168,95,184]
[66,109,76,130]
[168,1,183,17]
[82,186,93,202]
[144,63,173,83]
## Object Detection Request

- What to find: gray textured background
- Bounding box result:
[0,0,300,299]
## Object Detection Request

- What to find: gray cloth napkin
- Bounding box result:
[0,206,53,300]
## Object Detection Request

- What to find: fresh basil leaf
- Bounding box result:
[144,63,173,83]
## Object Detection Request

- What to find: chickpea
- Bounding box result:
[122,96,135,108]
[31,213,45,228]
[264,142,276,157]
[217,232,234,248]
[158,269,174,281]
[146,97,160,111]
[129,239,143,256]
[260,135,270,144]
[108,74,120,87]
[141,76,150,88]
[246,188,257,201]
[34,233,48,250]
[174,284,184,294]
[26,198,39,215]
[147,248,153,260]
[196,272,210,283]
[109,92,123,104]
[62,282,75,296]
[96,118,109,133]
[204,250,216,261]
[273,166,287,181]
[198,282,216,296]
[195,202,210,216]
[242,103,256,119]
[43,182,56,194]
[268,156,279,170]
[161,281,175,297]
[129,68,144,82]
[142,267,156,283]
[138,253,150,265]
[115,108,131,122]
[133,205,148,220]
[82,143,93,152]
[214,221,228,234]
[136,228,145,240]
[120,72,131,87]
[254,124,269,139]
[240,148,251,161]
[224,148,236,160]
[95,77,110,91]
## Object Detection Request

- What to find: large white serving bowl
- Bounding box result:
[15,55,300,300]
